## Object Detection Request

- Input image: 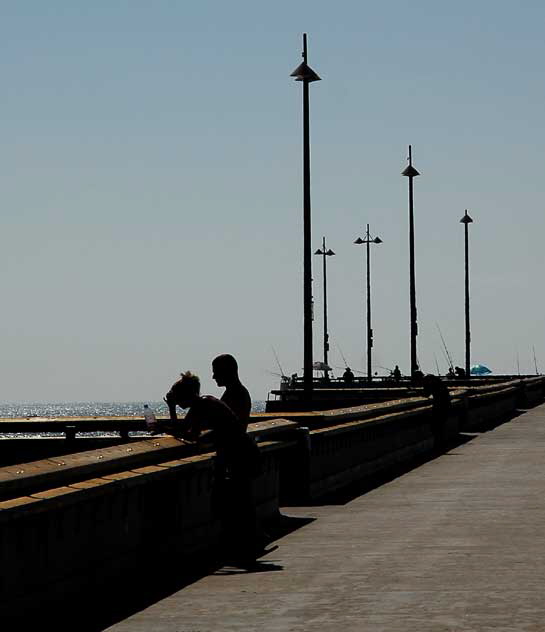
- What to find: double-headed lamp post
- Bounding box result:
[314,237,335,378]
[460,210,474,379]
[355,225,382,382]
[291,33,321,398]
[402,145,420,379]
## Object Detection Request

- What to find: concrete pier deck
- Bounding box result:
[106,403,545,632]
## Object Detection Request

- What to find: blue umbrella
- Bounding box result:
[470,364,492,375]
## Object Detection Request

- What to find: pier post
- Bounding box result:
[402,146,420,378]
[355,225,382,383]
[314,237,335,378]
[291,34,321,398]
[460,210,474,379]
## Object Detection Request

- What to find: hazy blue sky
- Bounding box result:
[2,1,545,402]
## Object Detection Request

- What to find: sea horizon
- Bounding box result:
[0,400,267,419]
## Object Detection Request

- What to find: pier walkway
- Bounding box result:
[106,404,545,631]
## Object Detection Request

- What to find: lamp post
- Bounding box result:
[460,210,474,379]
[355,225,382,382]
[402,145,420,378]
[314,237,335,378]
[291,33,321,398]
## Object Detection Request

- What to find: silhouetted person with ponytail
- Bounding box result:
[164,371,261,567]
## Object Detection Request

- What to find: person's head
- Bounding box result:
[165,371,200,409]
[212,354,239,387]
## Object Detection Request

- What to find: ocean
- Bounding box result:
[0,400,267,419]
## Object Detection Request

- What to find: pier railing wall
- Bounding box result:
[1,377,543,619]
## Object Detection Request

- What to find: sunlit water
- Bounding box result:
[0,401,267,438]
[0,400,266,419]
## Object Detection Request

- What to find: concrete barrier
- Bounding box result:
[2,377,544,621]
[0,440,284,619]
[306,406,433,498]
[516,376,545,408]
[461,382,519,430]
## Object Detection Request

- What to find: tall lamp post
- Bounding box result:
[460,210,474,379]
[291,33,321,398]
[355,225,382,382]
[314,237,335,378]
[402,145,420,378]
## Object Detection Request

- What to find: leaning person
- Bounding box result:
[421,373,451,450]
[164,371,261,566]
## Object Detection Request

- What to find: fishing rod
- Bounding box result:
[516,351,520,376]
[436,322,454,370]
[271,346,288,379]
[334,365,367,375]
[334,339,388,375]
[375,364,394,372]
[441,351,450,370]
[436,339,450,369]
[533,346,539,375]
[265,370,284,378]
[333,339,350,368]
[433,353,440,375]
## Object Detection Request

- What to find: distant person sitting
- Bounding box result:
[454,366,466,378]
[212,354,251,431]
[447,367,455,378]
[164,371,261,565]
[392,365,402,381]
[342,367,355,384]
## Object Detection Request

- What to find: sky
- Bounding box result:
[2,1,545,402]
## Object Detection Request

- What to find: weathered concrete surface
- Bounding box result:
[106,404,545,632]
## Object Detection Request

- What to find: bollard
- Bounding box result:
[297,426,311,454]
[65,425,76,441]
[297,426,311,500]
[279,426,311,504]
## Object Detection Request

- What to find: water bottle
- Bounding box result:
[143,404,157,433]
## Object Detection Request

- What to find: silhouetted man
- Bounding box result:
[212,354,251,431]
[392,365,402,381]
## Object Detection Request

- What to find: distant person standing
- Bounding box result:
[212,354,252,431]
[421,374,451,449]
